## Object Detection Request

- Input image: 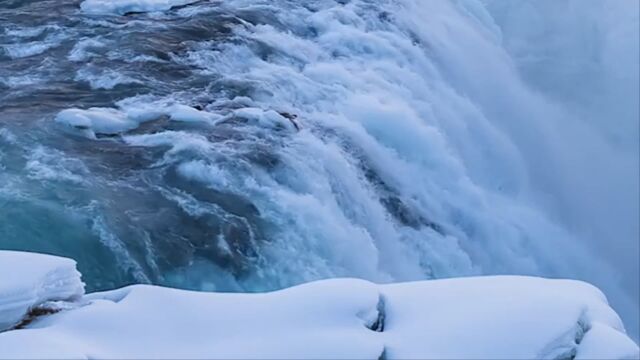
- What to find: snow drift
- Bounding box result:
[0,251,84,332]
[1,0,638,348]
[0,251,637,359]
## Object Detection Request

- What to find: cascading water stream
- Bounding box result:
[0,0,637,338]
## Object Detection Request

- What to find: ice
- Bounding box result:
[80,0,201,15]
[25,146,89,185]
[55,108,141,138]
[0,129,17,144]
[3,25,61,38]
[55,104,221,138]
[2,42,54,59]
[0,251,637,359]
[0,251,84,332]
[0,75,44,88]
[160,0,639,339]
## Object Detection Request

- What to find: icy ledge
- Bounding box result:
[0,251,638,359]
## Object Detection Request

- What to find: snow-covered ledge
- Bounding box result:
[0,251,638,359]
[80,0,201,15]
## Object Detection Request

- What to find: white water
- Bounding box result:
[159,0,637,335]
[2,0,638,339]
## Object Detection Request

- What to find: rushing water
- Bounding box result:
[1,0,638,337]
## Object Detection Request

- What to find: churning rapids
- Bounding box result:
[1,0,638,338]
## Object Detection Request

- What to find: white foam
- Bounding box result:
[167,104,223,123]
[25,147,89,185]
[2,31,68,59]
[68,38,107,62]
[75,67,141,90]
[167,0,639,338]
[3,25,60,38]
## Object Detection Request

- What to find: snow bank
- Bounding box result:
[0,251,637,359]
[382,277,639,359]
[0,279,384,359]
[55,108,140,138]
[0,251,84,332]
[80,0,200,15]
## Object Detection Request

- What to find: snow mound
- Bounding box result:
[0,279,384,359]
[55,108,140,138]
[382,277,639,359]
[0,251,84,332]
[0,252,637,359]
[55,105,221,138]
[80,0,200,15]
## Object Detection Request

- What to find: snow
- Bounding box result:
[0,251,637,359]
[167,104,223,123]
[577,323,640,360]
[55,108,140,138]
[80,0,201,15]
[55,104,221,138]
[381,276,639,359]
[0,279,383,359]
[0,251,84,332]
